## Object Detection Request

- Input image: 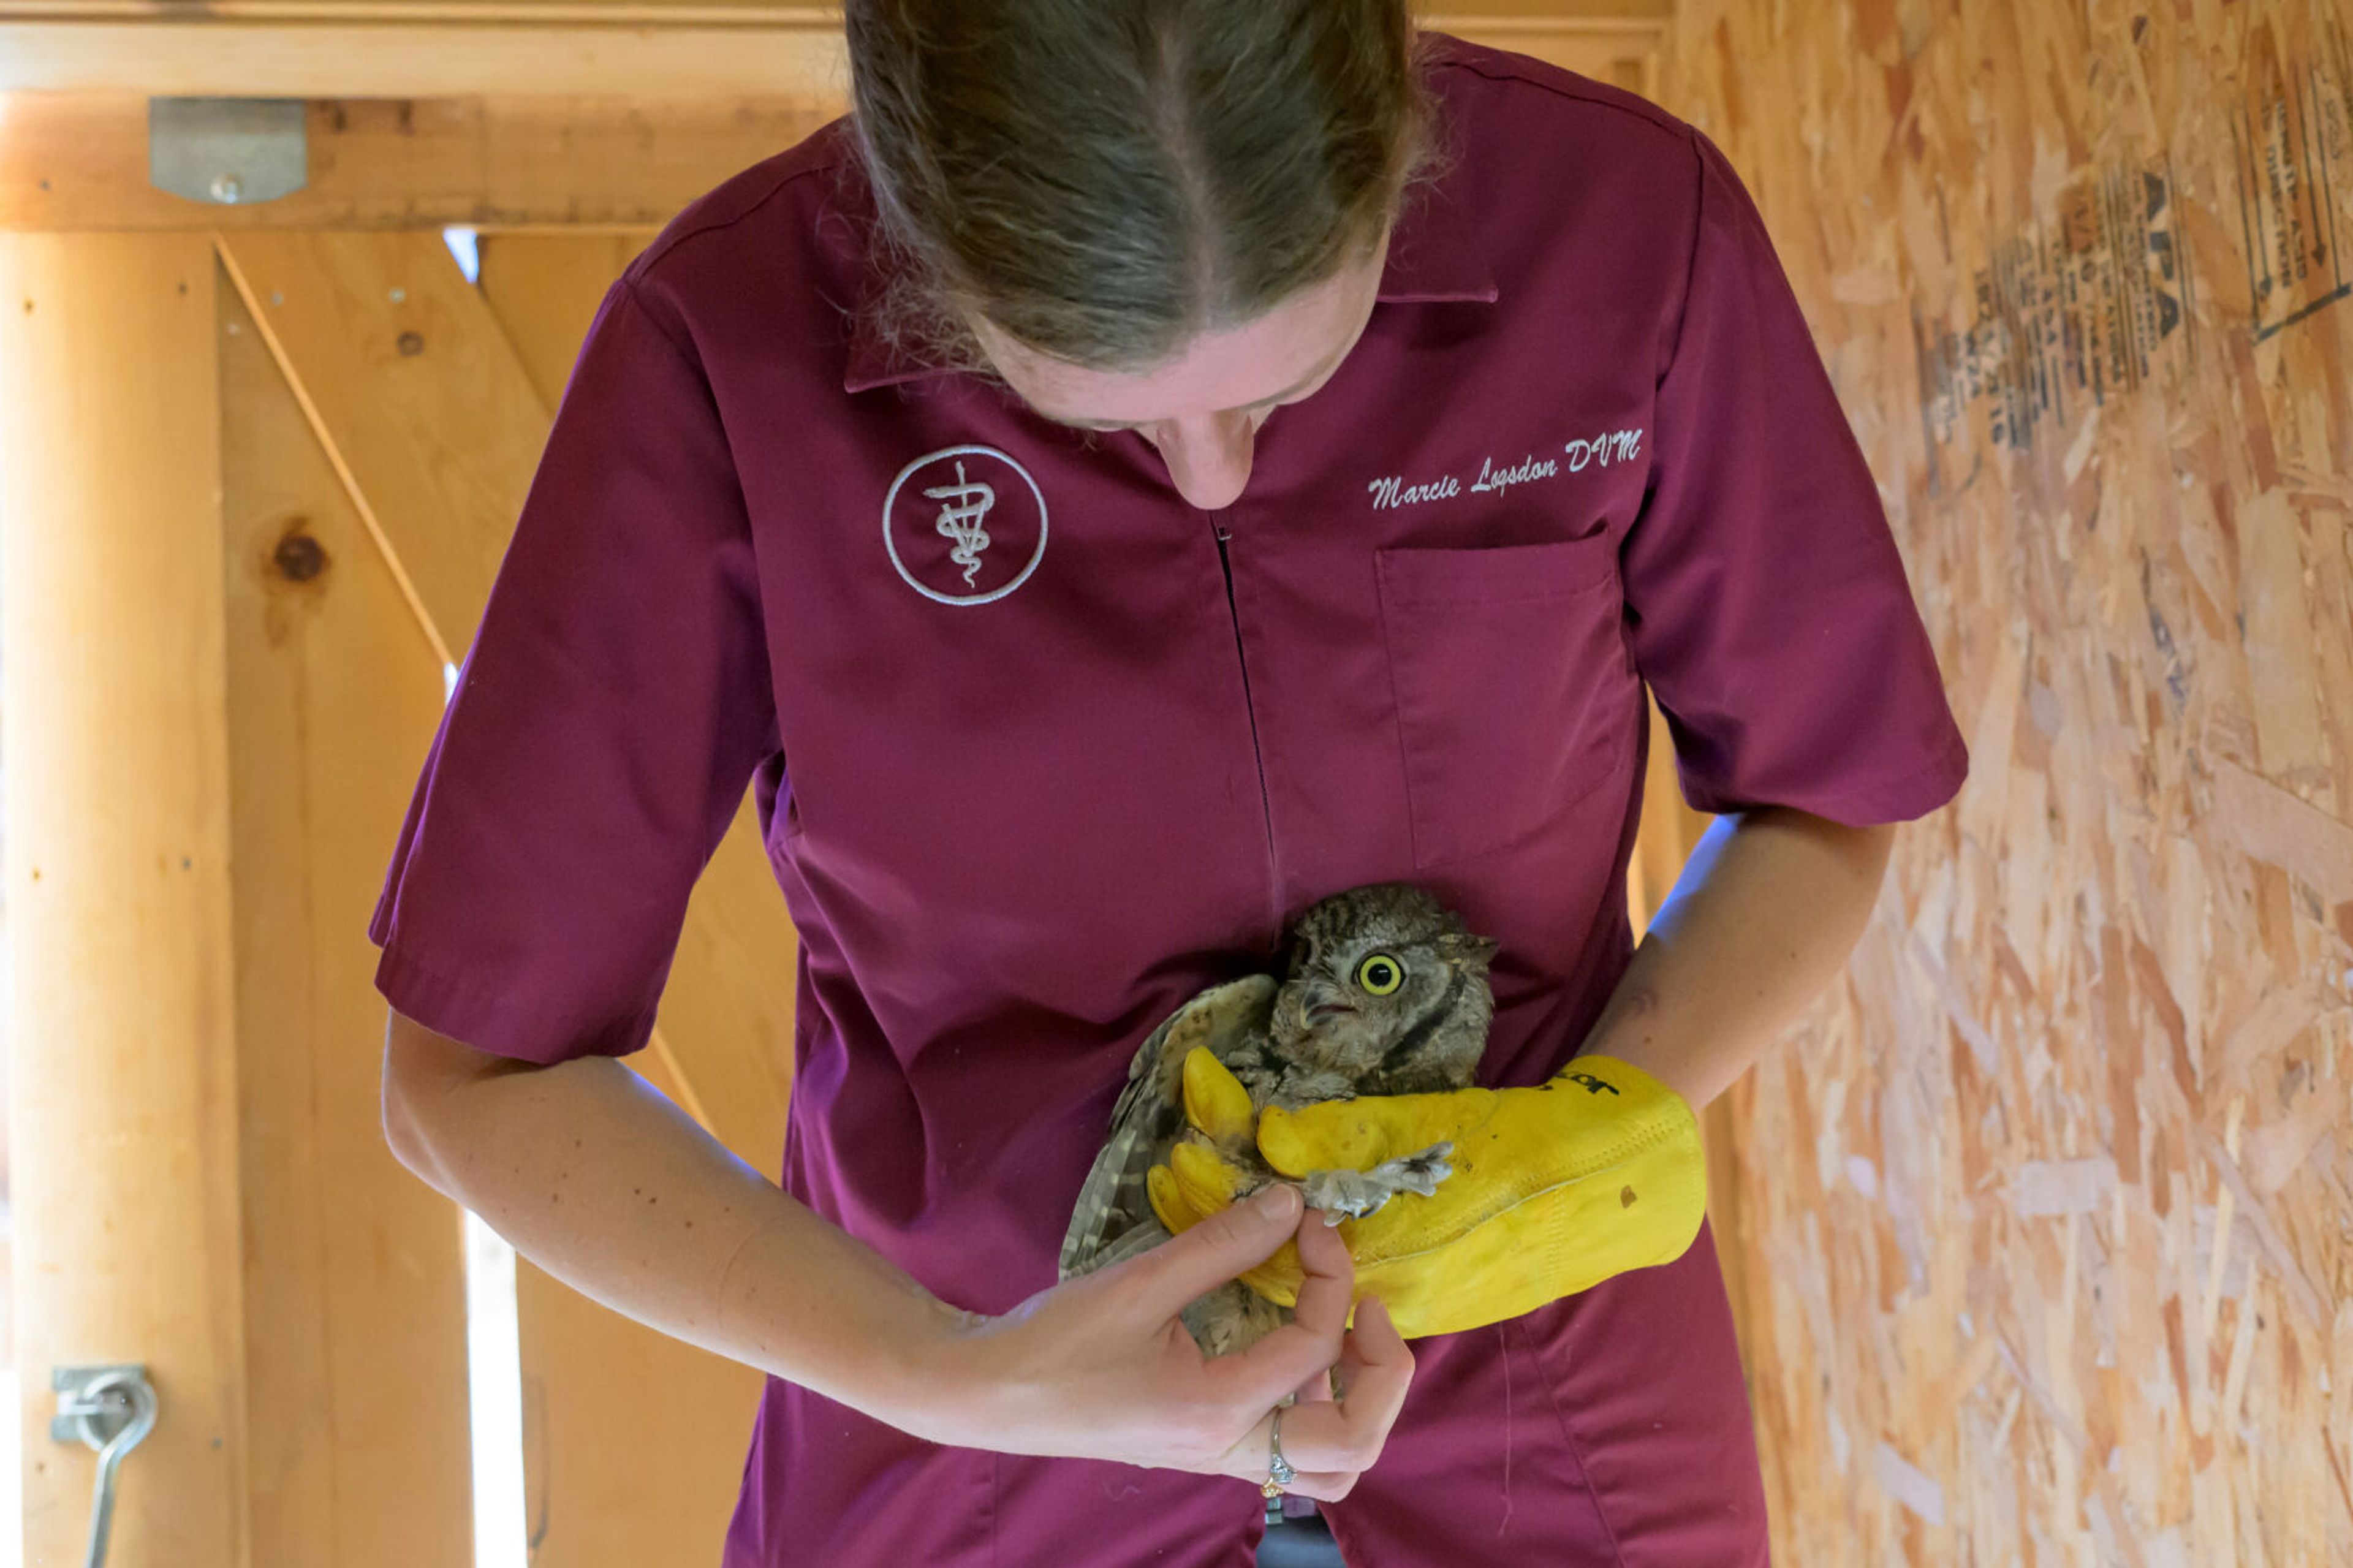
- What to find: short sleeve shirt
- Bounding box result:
[369,31,1966,1550]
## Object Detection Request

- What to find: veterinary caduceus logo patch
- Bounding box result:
[883,445,1048,606]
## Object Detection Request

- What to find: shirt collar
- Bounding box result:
[841,178,1495,394]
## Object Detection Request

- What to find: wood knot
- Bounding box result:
[396,330,425,357]
[273,531,328,583]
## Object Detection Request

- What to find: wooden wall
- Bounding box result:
[1657,1,2353,1561]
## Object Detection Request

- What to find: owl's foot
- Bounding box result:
[1300,1142,1455,1224]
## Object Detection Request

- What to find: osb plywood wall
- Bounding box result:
[1658,0,2353,1561]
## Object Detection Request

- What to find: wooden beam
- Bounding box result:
[216,228,543,659]
[0,6,1659,126]
[0,12,853,97]
[2,96,843,232]
[218,257,476,1567]
[1,232,250,1568]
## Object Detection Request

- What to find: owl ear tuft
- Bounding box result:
[1438,931,1502,969]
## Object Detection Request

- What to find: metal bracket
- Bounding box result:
[53,1365,158,1568]
[148,98,308,206]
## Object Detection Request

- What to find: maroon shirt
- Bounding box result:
[373,37,1965,1566]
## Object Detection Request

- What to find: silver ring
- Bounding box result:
[1261,1406,1297,1496]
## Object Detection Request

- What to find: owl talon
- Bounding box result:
[1300,1167,1390,1219]
[1377,1142,1456,1197]
[1300,1145,1458,1221]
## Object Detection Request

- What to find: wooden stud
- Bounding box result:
[0,232,249,1568]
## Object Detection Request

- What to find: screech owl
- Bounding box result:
[1058,883,1500,1356]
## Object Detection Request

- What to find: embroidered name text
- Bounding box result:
[1366,472,1462,510]
[1364,427,1645,511]
[1564,429,1643,470]
[1469,452,1558,497]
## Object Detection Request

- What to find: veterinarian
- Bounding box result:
[373,3,1969,1562]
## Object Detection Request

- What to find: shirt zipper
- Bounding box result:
[1213,522,1283,942]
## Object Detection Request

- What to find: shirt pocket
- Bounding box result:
[1374,534,1634,869]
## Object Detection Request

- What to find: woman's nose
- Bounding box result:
[1148,411,1258,511]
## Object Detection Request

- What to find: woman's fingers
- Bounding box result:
[1286,1198,1354,1336]
[1185,1218,1415,1504]
[1286,1206,1349,1404]
[1211,1410,1358,1502]
[1255,1295,1413,1479]
[1337,1295,1413,1420]
[1211,1196,1350,1407]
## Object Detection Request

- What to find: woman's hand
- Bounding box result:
[915,1184,1415,1501]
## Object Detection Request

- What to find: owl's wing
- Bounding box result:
[1058,974,1279,1282]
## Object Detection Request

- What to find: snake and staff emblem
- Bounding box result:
[882,444,1050,607]
[923,460,995,587]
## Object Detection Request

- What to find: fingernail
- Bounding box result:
[1254,1186,1300,1221]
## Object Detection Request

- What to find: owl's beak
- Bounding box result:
[1301,983,1357,1030]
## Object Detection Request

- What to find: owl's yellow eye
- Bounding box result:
[1355,953,1404,996]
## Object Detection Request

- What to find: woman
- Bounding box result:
[374,3,1968,1563]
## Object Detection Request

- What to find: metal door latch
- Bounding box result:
[51,1365,158,1568]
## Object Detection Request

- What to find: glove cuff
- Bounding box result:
[1370,1054,1707,1338]
[1544,1053,1706,1262]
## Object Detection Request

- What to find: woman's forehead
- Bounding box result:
[971,238,1390,430]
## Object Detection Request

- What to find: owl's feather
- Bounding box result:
[1058,974,1278,1282]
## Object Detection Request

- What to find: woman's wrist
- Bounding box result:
[1582,807,1895,1108]
[871,1290,996,1442]
[703,1202,995,1438]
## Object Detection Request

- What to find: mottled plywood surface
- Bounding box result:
[1659,1,2353,1561]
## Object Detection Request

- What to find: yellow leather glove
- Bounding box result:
[1147,1049,1706,1339]
[1145,1047,1306,1305]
